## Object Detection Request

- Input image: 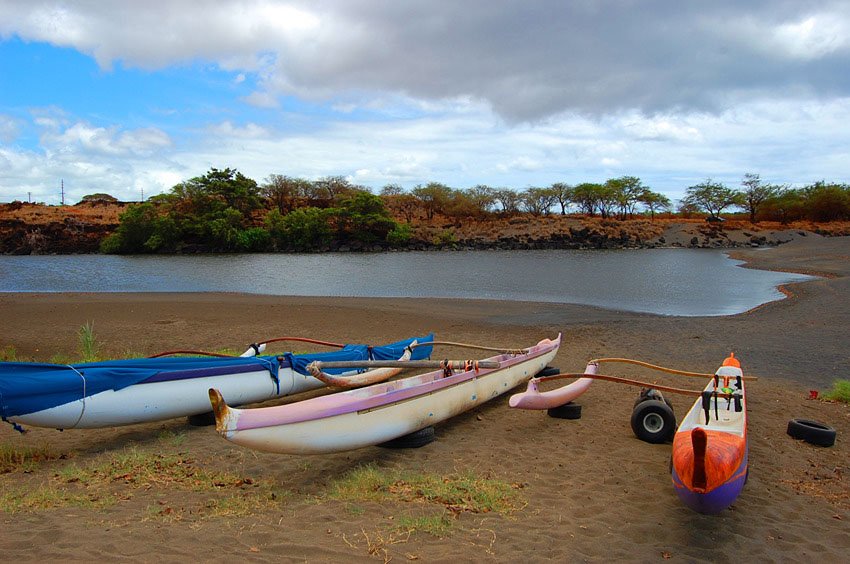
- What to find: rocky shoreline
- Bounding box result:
[1,201,842,255]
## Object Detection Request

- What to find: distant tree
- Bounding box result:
[379,183,404,197]
[606,176,645,219]
[412,182,454,220]
[492,188,522,215]
[313,175,356,202]
[638,189,672,219]
[172,167,263,216]
[79,193,119,204]
[460,185,497,216]
[521,187,558,216]
[550,182,573,215]
[681,179,743,218]
[262,174,311,214]
[802,181,850,221]
[571,183,603,216]
[740,173,780,223]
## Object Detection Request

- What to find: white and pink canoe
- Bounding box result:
[208,335,561,454]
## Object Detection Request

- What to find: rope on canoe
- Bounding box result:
[149,336,346,358]
[590,357,759,381]
[408,340,528,355]
[255,336,346,348]
[148,349,236,358]
[535,372,740,398]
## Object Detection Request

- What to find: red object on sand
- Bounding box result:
[809,390,819,400]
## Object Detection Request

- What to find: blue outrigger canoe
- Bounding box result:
[0,334,433,430]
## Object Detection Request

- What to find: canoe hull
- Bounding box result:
[13,367,308,429]
[216,336,559,454]
[2,335,433,429]
[670,356,748,514]
[672,441,748,514]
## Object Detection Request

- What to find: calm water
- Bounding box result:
[0,249,814,316]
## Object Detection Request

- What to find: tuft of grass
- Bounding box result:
[157,430,188,447]
[0,442,66,474]
[0,484,116,512]
[78,321,100,362]
[822,379,850,403]
[1,446,284,515]
[1,345,17,361]
[395,513,454,537]
[326,464,524,515]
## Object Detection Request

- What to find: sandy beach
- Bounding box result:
[1,237,849,562]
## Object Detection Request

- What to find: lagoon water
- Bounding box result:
[0,249,814,317]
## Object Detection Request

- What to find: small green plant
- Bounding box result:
[822,379,850,403]
[1,345,17,361]
[326,464,524,515]
[0,484,115,513]
[396,513,454,537]
[0,442,64,474]
[78,321,100,362]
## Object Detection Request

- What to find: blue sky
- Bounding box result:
[1,1,849,205]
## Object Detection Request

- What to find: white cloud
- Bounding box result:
[4,1,850,120]
[0,114,20,142]
[770,15,850,60]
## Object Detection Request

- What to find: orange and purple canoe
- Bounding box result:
[671,354,748,514]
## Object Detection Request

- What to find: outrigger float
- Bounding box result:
[208,335,561,454]
[0,334,433,430]
[510,354,752,514]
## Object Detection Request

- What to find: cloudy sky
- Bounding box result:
[1,0,849,204]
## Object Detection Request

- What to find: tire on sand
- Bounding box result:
[787,418,836,447]
[187,411,217,426]
[378,426,436,449]
[547,402,582,420]
[534,366,560,378]
[631,400,676,444]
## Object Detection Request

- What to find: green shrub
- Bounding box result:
[386,223,412,246]
[822,380,850,403]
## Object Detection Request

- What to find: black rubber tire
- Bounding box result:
[547,402,582,419]
[187,411,217,426]
[633,388,674,413]
[378,426,436,449]
[534,366,560,378]
[787,418,836,447]
[631,400,676,444]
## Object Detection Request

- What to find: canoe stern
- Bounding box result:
[672,428,748,514]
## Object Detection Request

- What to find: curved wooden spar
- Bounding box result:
[306,340,415,388]
[309,359,500,370]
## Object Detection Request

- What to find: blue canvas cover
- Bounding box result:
[282,333,434,375]
[0,356,277,421]
[0,334,434,420]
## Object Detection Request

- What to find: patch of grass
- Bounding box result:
[49,353,73,365]
[157,430,188,447]
[1,345,17,361]
[0,442,66,474]
[327,464,525,515]
[822,379,850,403]
[396,513,454,537]
[78,321,100,362]
[1,446,283,516]
[0,484,115,512]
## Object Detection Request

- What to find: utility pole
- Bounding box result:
[141,187,145,201]
[60,179,65,206]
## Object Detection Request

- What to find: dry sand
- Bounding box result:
[1,237,849,562]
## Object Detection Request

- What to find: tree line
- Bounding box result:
[99,167,850,253]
